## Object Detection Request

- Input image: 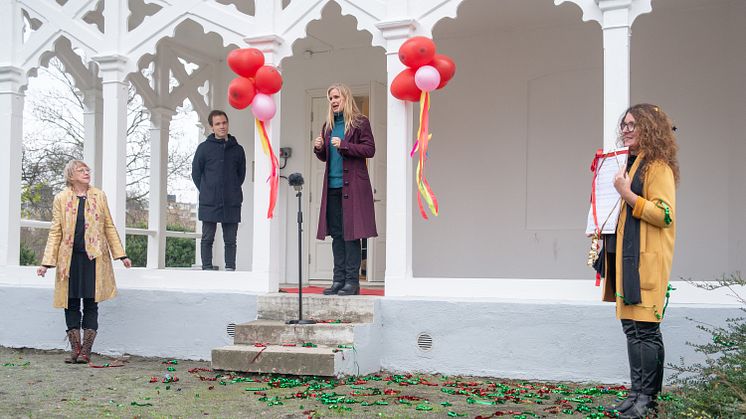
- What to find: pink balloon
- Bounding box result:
[414,65,441,92]
[251,93,276,121]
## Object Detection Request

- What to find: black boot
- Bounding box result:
[337,280,360,296]
[619,394,656,419]
[609,392,638,414]
[620,320,643,412]
[323,281,345,295]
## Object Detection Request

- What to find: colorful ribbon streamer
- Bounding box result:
[412,91,439,219]
[255,118,279,219]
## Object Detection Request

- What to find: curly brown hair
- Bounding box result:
[618,103,680,185]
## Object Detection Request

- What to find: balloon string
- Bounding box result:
[256,118,279,219]
[415,91,438,219]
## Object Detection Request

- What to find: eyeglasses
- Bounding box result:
[620,122,636,132]
[75,167,92,174]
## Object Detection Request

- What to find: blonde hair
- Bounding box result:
[63,160,91,187]
[324,83,363,135]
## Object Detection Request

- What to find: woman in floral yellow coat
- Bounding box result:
[37,160,131,363]
[601,104,679,419]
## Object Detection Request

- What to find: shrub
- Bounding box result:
[661,273,745,418]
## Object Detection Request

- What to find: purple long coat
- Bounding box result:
[315,115,378,241]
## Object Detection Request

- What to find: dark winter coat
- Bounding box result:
[315,115,378,241]
[192,134,246,223]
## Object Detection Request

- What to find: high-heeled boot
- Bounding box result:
[79,329,97,364]
[64,329,82,364]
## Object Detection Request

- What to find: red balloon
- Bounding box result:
[254,65,283,94]
[429,54,456,89]
[390,68,421,102]
[227,48,265,78]
[227,77,256,110]
[398,36,436,69]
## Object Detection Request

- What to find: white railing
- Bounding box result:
[20,220,200,239]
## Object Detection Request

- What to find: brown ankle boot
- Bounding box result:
[79,329,97,364]
[64,329,82,364]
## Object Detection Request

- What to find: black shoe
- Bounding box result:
[225,267,235,271]
[337,283,360,296]
[323,282,345,295]
[202,265,219,270]
[609,392,638,413]
[619,394,656,419]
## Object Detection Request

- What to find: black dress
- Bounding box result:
[68,196,96,299]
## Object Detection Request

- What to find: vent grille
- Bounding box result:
[226,322,236,338]
[416,332,433,352]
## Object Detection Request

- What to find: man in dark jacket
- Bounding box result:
[191,110,246,271]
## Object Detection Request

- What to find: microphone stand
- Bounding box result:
[287,185,315,325]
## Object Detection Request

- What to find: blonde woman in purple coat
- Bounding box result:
[313,83,377,296]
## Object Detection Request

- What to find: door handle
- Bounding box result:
[374,199,381,203]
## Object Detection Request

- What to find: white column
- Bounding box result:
[376,21,417,292]
[557,0,652,151]
[147,107,173,269]
[82,86,103,186]
[599,1,632,151]
[246,35,284,290]
[94,55,130,243]
[0,66,24,266]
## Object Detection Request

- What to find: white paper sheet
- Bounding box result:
[586,148,629,235]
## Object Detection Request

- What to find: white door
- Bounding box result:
[367,81,387,282]
[309,96,334,280]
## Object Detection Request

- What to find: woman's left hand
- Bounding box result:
[121,258,132,268]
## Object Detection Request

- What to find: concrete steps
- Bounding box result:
[257,293,376,323]
[234,319,358,346]
[211,293,381,376]
[211,344,356,376]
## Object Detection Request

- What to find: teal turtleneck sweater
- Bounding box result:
[328,112,345,188]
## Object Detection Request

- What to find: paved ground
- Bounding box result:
[0,346,634,418]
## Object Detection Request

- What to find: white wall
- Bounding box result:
[632,1,746,278]
[414,10,602,278]
[406,0,744,280]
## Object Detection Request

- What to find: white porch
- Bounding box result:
[0,0,744,381]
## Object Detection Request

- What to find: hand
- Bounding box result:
[331,137,341,148]
[37,266,48,277]
[614,166,636,206]
[121,258,132,268]
[313,136,323,150]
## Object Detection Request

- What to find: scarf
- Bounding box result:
[621,158,645,305]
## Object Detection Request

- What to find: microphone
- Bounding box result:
[288,172,304,191]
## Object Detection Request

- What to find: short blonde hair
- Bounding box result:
[63,160,90,187]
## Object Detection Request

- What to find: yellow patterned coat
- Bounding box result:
[41,187,126,308]
[602,157,677,322]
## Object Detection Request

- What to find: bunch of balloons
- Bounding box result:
[226,48,282,218]
[390,37,456,219]
[390,36,455,102]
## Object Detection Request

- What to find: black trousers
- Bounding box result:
[201,221,238,269]
[327,188,361,284]
[65,298,98,331]
[621,319,665,396]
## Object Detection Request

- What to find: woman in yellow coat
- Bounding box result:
[601,104,679,419]
[36,160,131,363]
